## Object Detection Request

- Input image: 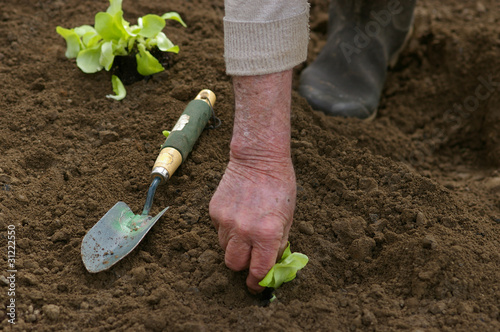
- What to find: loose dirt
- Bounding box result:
[0,0,499,331]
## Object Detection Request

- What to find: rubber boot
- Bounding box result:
[299,0,416,120]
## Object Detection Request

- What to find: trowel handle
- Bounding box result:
[151,89,216,183]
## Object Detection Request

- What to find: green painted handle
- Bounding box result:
[162,97,212,161]
[152,90,216,182]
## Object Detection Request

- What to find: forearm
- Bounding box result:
[230,70,293,165]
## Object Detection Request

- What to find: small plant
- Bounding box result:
[259,242,308,302]
[56,0,186,100]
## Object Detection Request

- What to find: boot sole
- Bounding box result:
[363,107,378,122]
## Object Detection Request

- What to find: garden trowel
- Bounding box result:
[81,89,216,273]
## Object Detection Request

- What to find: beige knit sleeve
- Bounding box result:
[224,0,310,76]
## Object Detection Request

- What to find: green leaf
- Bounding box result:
[100,41,115,71]
[136,44,164,76]
[114,41,128,56]
[166,45,179,53]
[74,25,96,37]
[73,25,101,48]
[86,34,103,48]
[258,243,308,289]
[162,130,170,138]
[125,23,141,37]
[56,26,81,58]
[106,0,123,16]
[138,14,166,38]
[76,46,103,73]
[106,75,126,100]
[161,12,187,27]
[95,11,127,41]
[281,243,292,260]
[155,32,179,53]
[107,0,133,38]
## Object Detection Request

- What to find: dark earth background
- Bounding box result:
[1,0,500,331]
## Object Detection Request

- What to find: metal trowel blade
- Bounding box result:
[81,201,169,273]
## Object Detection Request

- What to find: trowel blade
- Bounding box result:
[81,201,169,273]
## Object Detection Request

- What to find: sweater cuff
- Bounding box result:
[224,7,309,76]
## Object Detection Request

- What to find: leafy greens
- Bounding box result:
[56,0,186,100]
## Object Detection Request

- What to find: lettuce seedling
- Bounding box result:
[259,242,308,294]
[56,0,186,100]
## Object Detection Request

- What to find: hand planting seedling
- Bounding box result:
[56,0,186,100]
[259,242,308,302]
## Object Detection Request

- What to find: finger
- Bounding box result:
[208,202,221,230]
[217,223,232,251]
[224,236,251,271]
[278,221,292,258]
[210,217,219,231]
[246,241,281,294]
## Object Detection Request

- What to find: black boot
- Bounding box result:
[299,0,416,120]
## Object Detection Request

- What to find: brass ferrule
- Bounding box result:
[195,89,216,107]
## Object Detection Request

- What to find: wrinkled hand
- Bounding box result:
[209,70,296,293]
[209,156,296,293]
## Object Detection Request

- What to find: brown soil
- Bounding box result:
[1,0,499,331]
